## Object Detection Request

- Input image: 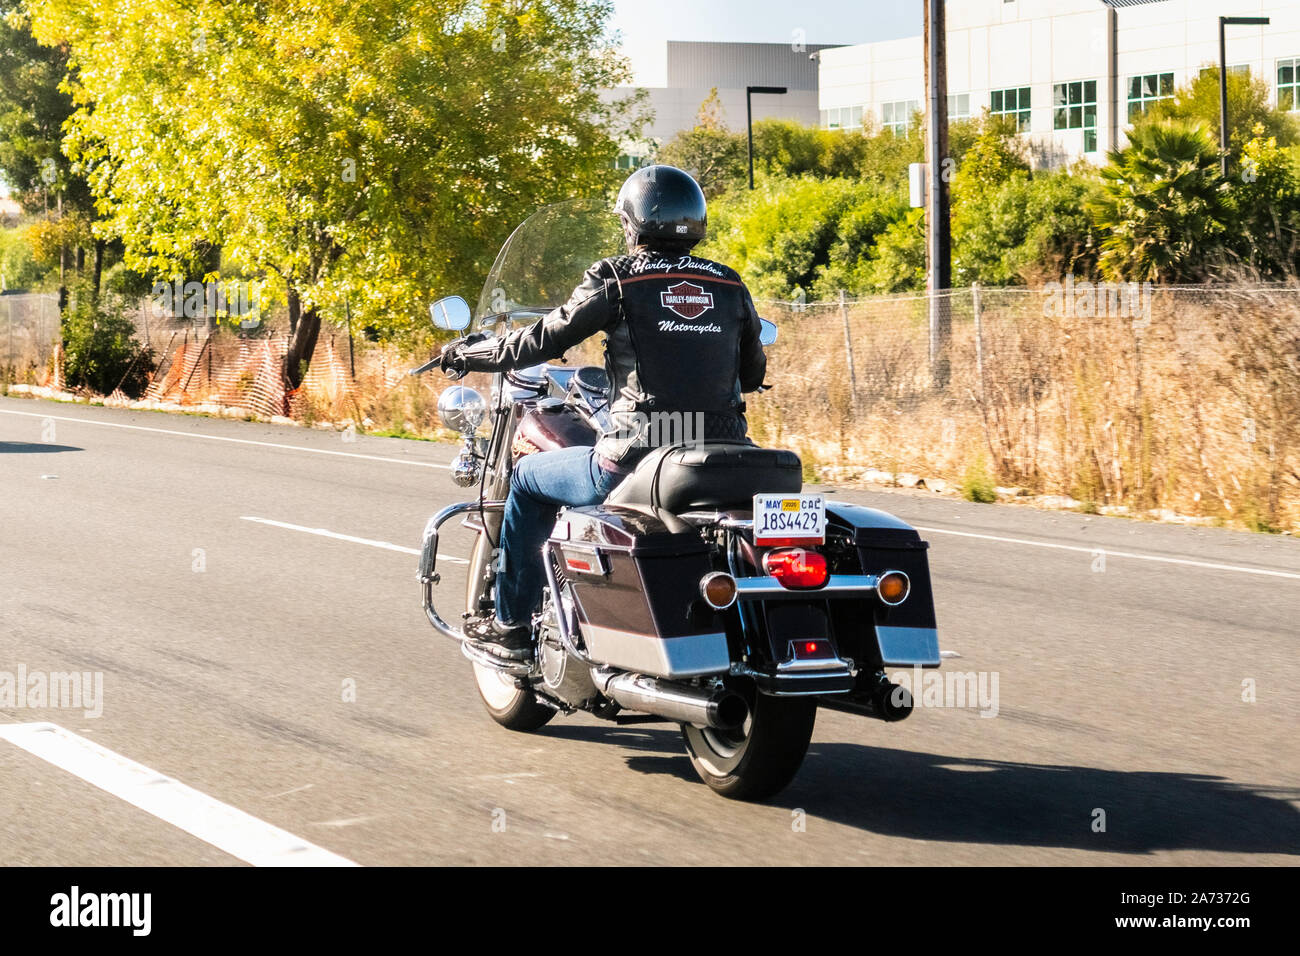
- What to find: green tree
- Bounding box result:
[703,176,902,298]
[29,0,641,388]
[701,175,914,298]
[0,10,89,213]
[751,119,826,178]
[1090,120,1229,281]
[953,111,1029,190]
[655,89,747,197]
[1228,130,1300,276]
[861,208,925,293]
[954,166,1099,285]
[1148,67,1299,161]
[0,9,107,300]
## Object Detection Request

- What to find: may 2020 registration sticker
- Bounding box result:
[753,493,826,545]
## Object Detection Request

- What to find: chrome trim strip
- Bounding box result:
[579,623,730,679]
[733,573,881,599]
[875,626,941,667]
[776,656,854,673]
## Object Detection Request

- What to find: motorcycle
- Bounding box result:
[413,198,942,800]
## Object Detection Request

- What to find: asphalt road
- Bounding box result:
[1,394,1298,865]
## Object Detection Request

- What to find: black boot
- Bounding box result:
[464,616,533,662]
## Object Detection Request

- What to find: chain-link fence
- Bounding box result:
[750,284,1300,530]
[14,283,1300,530]
[0,292,59,382]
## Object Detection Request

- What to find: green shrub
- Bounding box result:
[961,455,997,503]
[62,294,156,398]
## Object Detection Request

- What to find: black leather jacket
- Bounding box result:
[460,250,767,469]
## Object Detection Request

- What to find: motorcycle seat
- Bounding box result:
[604,441,803,514]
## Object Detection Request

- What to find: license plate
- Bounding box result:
[752,493,826,545]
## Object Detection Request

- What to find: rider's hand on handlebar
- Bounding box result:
[438,332,487,380]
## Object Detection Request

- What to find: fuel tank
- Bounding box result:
[514,398,598,456]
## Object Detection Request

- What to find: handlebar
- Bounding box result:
[408,356,441,377]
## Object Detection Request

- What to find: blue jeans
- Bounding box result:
[495,446,623,626]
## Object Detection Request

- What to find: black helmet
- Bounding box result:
[614,164,707,251]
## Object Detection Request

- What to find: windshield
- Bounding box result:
[475,197,624,325]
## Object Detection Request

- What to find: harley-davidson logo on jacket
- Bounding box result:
[659,280,716,322]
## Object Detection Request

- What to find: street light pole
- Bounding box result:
[746,86,788,189]
[924,0,951,388]
[1218,15,1269,177]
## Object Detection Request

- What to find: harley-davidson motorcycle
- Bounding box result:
[413,199,941,800]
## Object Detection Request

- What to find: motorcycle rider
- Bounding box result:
[439,164,768,661]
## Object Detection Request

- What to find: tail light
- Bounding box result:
[762,548,828,590]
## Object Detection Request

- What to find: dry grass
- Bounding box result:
[125,285,1300,534]
[747,287,1300,532]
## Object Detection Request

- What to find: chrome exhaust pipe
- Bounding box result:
[593,671,748,731]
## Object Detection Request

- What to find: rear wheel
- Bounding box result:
[681,684,816,801]
[465,533,553,732]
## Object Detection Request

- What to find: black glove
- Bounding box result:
[438,332,487,380]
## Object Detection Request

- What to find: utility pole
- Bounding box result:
[924,0,951,389]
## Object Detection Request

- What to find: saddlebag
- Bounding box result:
[548,504,730,679]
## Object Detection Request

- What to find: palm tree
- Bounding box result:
[1090,120,1228,282]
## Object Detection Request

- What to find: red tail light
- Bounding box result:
[762,548,828,589]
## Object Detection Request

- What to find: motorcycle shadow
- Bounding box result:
[0,441,84,454]
[785,744,1300,856]
[541,724,1300,855]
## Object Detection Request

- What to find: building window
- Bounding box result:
[821,105,864,130]
[1278,58,1300,112]
[1199,64,1251,80]
[1053,80,1098,152]
[948,93,971,120]
[990,86,1031,131]
[614,154,644,170]
[880,100,918,135]
[1127,72,1174,122]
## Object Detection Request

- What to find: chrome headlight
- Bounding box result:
[437,385,487,434]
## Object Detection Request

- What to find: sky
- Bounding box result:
[609,0,921,86]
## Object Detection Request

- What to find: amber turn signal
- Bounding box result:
[877,570,911,606]
[699,571,738,610]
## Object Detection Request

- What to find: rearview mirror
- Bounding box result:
[759,318,778,346]
[430,296,471,332]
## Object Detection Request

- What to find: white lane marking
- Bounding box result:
[914,525,1300,581]
[0,408,449,469]
[240,516,468,564]
[0,722,358,867]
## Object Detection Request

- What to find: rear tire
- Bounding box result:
[681,685,816,801]
[465,534,553,732]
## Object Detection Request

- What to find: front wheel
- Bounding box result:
[681,686,816,801]
[472,664,554,731]
[466,533,553,732]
